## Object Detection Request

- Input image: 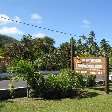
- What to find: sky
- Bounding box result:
[0,0,112,47]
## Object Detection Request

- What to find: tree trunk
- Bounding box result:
[27,83,30,98]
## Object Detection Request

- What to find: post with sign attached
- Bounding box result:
[105,57,109,94]
[74,56,110,94]
[70,37,74,71]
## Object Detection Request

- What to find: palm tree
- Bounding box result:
[100,39,112,56]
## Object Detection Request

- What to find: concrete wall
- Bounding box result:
[0,87,27,100]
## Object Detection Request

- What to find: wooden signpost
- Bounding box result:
[70,37,74,71]
[74,56,109,94]
[105,57,109,94]
[70,37,109,94]
[74,57,106,76]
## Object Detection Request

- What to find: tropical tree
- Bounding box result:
[32,36,55,57]
[9,60,44,98]
[35,41,71,71]
[5,34,34,62]
[5,35,56,62]
[85,31,99,56]
[99,39,112,56]
[76,37,86,55]
[76,31,100,56]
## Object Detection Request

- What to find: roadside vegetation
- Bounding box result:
[0,31,112,111]
[1,31,112,74]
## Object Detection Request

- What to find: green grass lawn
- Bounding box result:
[0,86,112,112]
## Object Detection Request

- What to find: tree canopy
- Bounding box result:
[0,31,112,72]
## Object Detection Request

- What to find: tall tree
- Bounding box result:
[100,39,112,56]
[85,31,99,56]
[5,35,34,61]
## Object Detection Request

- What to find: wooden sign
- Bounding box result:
[74,56,106,76]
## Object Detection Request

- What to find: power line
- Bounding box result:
[0,16,76,37]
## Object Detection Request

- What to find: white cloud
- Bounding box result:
[82,19,91,28]
[33,33,45,38]
[0,26,23,35]
[0,14,21,24]
[31,13,42,20]
[30,13,42,23]
[0,14,10,24]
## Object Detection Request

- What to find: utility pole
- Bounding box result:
[70,37,75,71]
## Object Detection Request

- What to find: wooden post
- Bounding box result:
[105,57,109,94]
[70,37,74,70]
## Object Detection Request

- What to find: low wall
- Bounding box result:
[0,87,27,100]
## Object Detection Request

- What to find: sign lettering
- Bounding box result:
[74,57,106,76]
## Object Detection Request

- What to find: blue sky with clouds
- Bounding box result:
[0,0,112,47]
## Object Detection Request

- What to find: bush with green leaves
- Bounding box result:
[0,62,7,73]
[85,75,96,87]
[8,60,85,99]
[29,72,45,98]
[8,60,44,98]
[41,69,85,99]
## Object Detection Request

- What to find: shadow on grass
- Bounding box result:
[89,86,112,92]
[77,91,100,99]
[90,87,105,91]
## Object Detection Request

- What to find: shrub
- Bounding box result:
[8,59,85,99]
[0,63,7,73]
[29,89,37,98]
[8,60,42,98]
[29,72,45,98]
[85,75,96,87]
[8,83,14,98]
[41,69,85,99]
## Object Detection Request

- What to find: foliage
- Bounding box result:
[0,52,7,73]
[33,58,45,71]
[99,39,112,56]
[5,35,34,61]
[32,36,55,54]
[8,83,14,98]
[5,35,55,62]
[3,31,112,71]
[8,83,14,93]
[85,75,96,87]
[8,60,35,97]
[4,34,71,70]
[0,61,7,73]
[0,34,17,43]
[35,47,70,71]
[9,60,85,99]
[8,60,45,98]
[41,69,84,99]
[9,60,34,82]
[29,72,45,98]
[0,34,17,51]
[0,64,6,73]
[76,31,100,56]
[0,56,4,59]
[0,34,18,67]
